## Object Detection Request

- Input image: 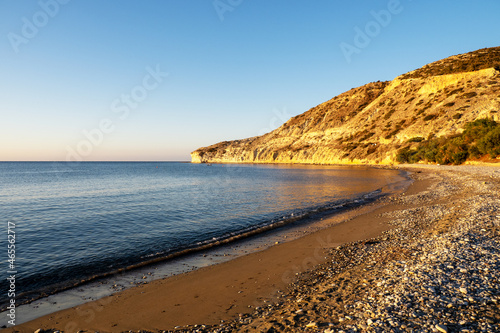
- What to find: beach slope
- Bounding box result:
[6,165,500,332]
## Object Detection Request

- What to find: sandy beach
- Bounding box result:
[5,165,500,333]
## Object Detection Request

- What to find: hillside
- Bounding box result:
[191,47,500,165]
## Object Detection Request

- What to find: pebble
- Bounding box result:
[305,322,317,328]
[436,324,448,332]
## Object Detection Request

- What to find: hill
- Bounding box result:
[191,47,500,165]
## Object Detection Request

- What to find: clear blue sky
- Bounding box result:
[1,0,499,161]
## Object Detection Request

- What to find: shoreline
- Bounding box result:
[1,162,406,313]
[5,165,500,332]
[3,167,414,332]
[0,166,409,327]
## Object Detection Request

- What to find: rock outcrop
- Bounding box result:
[191,47,500,165]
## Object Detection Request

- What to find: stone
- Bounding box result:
[305,322,318,328]
[436,324,448,332]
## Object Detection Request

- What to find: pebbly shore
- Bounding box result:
[162,165,500,333]
[30,165,500,333]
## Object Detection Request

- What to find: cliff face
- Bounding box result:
[191,47,500,165]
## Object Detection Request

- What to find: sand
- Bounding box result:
[3,166,467,332]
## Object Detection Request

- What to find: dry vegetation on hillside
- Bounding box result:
[400,46,500,79]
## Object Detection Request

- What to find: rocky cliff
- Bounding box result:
[191,47,500,165]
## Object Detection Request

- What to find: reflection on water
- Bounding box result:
[0,162,407,307]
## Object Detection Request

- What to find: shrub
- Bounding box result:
[436,136,469,165]
[359,132,375,142]
[477,127,500,157]
[468,144,481,158]
[385,125,402,139]
[423,114,438,121]
[448,88,464,96]
[396,147,414,163]
[408,136,425,143]
[397,118,500,164]
[357,102,369,112]
[384,109,396,120]
[366,145,377,155]
[405,97,415,104]
[461,92,477,99]
[463,118,498,143]
[422,141,440,162]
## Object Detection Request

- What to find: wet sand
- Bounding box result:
[6,169,432,332]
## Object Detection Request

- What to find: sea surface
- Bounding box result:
[0,162,407,307]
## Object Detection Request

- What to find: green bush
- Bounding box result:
[461,92,477,99]
[396,147,414,163]
[468,144,481,158]
[477,127,500,157]
[463,118,498,143]
[421,141,440,162]
[396,118,500,164]
[436,137,469,165]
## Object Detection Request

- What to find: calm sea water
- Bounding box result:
[0,162,406,306]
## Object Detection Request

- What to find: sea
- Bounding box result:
[0,162,409,311]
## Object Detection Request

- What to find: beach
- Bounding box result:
[5,165,500,332]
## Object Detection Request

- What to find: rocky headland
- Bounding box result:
[192,47,500,165]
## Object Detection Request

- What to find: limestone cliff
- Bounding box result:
[191,47,500,165]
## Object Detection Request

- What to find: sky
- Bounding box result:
[1,0,499,161]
